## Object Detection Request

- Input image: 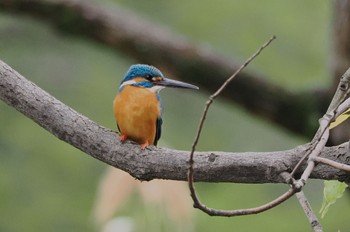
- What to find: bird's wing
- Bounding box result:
[154,117,163,146]
[116,122,121,133]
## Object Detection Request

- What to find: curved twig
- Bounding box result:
[187,36,288,217]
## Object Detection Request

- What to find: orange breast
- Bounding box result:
[113,85,161,145]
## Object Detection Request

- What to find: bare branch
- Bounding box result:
[296,191,323,232]
[190,188,296,217]
[287,66,350,231]
[327,67,350,112]
[289,67,350,190]
[1,60,349,184]
[315,156,350,172]
[334,97,350,118]
[298,67,350,184]
[296,127,329,188]
[291,67,350,177]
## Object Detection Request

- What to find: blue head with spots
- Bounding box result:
[119,64,199,92]
[122,64,164,83]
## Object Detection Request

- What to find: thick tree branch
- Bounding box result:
[0,0,329,138]
[0,60,349,184]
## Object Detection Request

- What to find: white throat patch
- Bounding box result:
[119,79,164,93]
[148,85,165,93]
[119,80,136,89]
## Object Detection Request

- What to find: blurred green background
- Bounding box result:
[0,0,349,231]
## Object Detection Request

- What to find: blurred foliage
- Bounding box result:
[0,0,349,231]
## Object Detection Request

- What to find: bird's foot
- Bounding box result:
[120,134,127,142]
[140,140,150,150]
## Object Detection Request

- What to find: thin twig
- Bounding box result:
[295,128,330,188]
[290,115,334,178]
[326,67,350,113]
[296,191,323,232]
[187,36,286,217]
[189,35,277,157]
[292,67,350,183]
[333,96,350,118]
[290,144,313,177]
[290,67,350,177]
[314,156,350,172]
[191,188,296,217]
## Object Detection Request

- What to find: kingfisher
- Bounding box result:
[113,64,199,149]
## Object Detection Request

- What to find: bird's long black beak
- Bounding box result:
[155,77,199,90]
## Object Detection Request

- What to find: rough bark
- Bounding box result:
[1,60,349,184]
[0,0,330,138]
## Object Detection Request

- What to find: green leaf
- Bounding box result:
[319,180,347,218]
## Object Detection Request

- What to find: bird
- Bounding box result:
[113,64,199,149]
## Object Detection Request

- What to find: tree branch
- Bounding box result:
[0,59,349,184]
[315,156,350,172]
[0,0,329,138]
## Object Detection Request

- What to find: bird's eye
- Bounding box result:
[146,74,152,79]
[152,77,162,82]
